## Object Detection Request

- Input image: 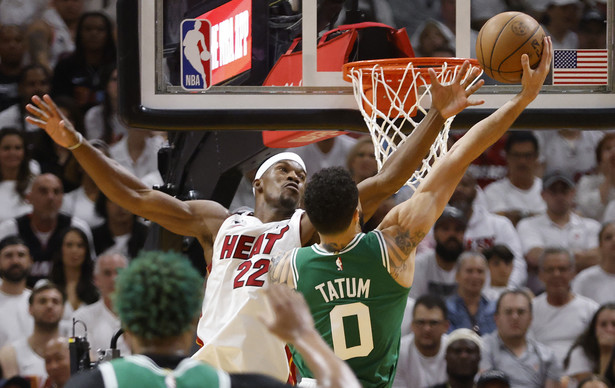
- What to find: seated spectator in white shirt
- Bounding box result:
[576,133,615,221]
[449,171,527,288]
[517,170,601,294]
[572,222,615,305]
[563,303,615,387]
[0,236,34,348]
[0,128,36,224]
[393,294,449,388]
[71,251,130,360]
[483,131,546,226]
[529,247,599,369]
[483,245,514,302]
[409,207,467,299]
[109,127,165,184]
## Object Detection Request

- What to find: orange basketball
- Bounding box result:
[476,12,545,84]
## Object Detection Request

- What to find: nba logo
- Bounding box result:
[181,19,212,91]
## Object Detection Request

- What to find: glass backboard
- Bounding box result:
[117,0,615,131]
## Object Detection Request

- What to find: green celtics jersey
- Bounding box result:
[290,231,410,388]
[99,355,230,388]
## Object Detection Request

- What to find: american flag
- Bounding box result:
[552,49,608,85]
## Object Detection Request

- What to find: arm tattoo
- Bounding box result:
[385,229,425,280]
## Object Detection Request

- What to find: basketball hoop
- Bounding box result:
[342,57,482,189]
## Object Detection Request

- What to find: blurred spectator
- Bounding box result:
[0,64,51,135]
[577,8,607,49]
[393,294,449,388]
[530,247,599,368]
[108,127,165,182]
[446,252,496,336]
[59,139,108,228]
[466,135,509,189]
[411,19,455,58]
[71,252,130,359]
[49,227,98,325]
[51,12,116,112]
[0,128,36,223]
[483,245,514,302]
[517,171,601,293]
[0,236,34,348]
[42,337,70,388]
[92,193,148,259]
[449,171,527,288]
[572,221,615,305]
[541,0,582,49]
[34,96,84,193]
[290,135,357,180]
[576,133,615,221]
[346,136,377,184]
[470,0,508,31]
[387,0,442,38]
[429,328,483,388]
[0,173,94,286]
[0,281,64,386]
[27,0,85,68]
[534,129,603,181]
[481,290,562,388]
[476,369,512,388]
[578,375,613,388]
[563,304,615,386]
[83,0,117,24]
[410,207,466,299]
[0,0,48,27]
[0,25,26,112]
[483,131,546,226]
[84,67,127,144]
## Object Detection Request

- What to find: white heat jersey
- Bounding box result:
[192,209,304,381]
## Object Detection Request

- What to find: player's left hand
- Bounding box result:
[429,60,485,120]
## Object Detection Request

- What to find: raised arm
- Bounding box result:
[357,61,485,221]
[26,95,229,244]
[263,284,361,388]
[378,38,553,287]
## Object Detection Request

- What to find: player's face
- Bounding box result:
[539,253,574,297]
[457,256,487,295]
[595,308,615,348]
[495,294,532,340]
[259,160,307,211]
[445,339,480,379]
[411,305,448,352]
[0,244,31,282]
[29,288,64,328]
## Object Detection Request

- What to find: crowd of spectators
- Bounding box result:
[0,0,613,387]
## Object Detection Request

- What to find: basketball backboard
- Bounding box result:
[118,0,615,131]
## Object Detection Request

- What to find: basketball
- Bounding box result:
[475,12,545,84]
[201,50,210,61]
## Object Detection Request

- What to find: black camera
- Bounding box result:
[69,318,124,375]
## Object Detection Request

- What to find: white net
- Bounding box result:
[346,59,482,189]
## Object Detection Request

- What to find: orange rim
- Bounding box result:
[342,57,481,83]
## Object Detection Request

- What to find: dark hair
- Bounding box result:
[304,167,359,234]
[29,280,66,305]
[495,289,532,314]
[596,134,615,164]
[483,244,514,264]
[50,227,99,305]
[564,303,615,372]
[505,131,538,154]
[114,251,204,341]
[0,235,28,252]
[413,294,448,321]
[74,12,117,65]
[0,127,32,199]
[18,63,51,86]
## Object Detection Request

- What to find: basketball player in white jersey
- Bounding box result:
[25,60,485,382]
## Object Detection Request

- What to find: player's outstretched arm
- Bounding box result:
[263,285,361,388]
[357,61,485,221]
[26,95,229,241]
[378,37,553,288]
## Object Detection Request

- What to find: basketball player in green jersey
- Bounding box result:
[270,37,553,388]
